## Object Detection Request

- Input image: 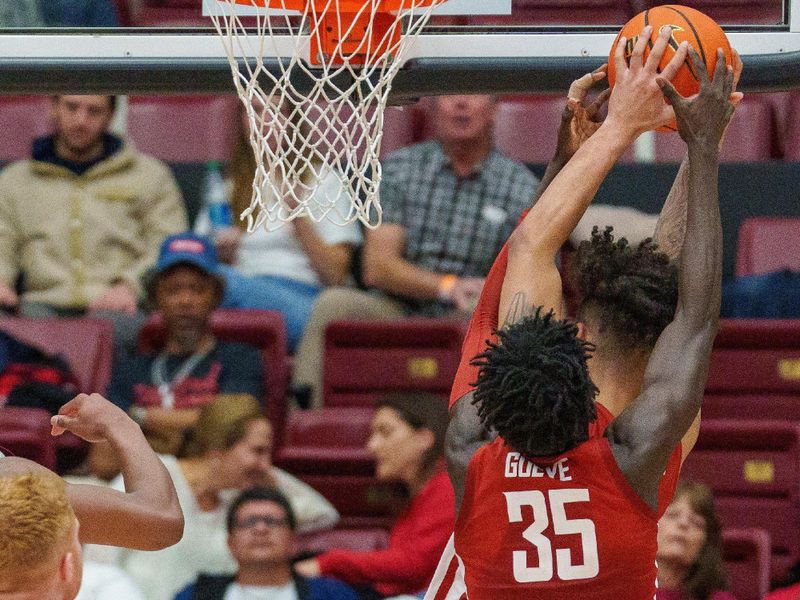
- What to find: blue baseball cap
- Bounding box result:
[155,232,219,276]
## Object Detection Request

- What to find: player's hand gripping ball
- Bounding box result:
[607,4,733,131]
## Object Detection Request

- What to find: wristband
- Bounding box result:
[438,274,458,302]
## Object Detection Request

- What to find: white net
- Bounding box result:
[210,0,444,230]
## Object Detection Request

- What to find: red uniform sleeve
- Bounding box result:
[317,473,455,596]
[449,243,509,409]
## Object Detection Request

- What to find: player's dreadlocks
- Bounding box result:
[471,307,598,458]
[570,226,678,356]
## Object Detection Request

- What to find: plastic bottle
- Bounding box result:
[202,160,232,231]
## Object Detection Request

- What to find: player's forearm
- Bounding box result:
[653,154,690,261]
[530,154,569,206]
[513,122,632,257]
[363,254,444,300]
[106,416,184,542]
[678,143,722,327]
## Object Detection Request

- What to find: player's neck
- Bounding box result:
[656,560,688,591]
[589,354,648,417]
[236,562,293,587]
[442,137,492,178]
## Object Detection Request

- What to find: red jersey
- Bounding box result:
[453,437,659,600]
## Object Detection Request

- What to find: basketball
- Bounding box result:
[607,5,733,131]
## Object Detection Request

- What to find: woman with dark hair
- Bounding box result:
[295,391,455,599]
[656,481,736,600]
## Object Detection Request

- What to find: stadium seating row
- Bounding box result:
[118,0,783,27]
[1,91,799,164]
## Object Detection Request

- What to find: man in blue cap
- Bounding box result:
[104,233,265,458]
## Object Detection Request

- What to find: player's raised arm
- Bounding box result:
[498,25,688,324]
[51,393,185,550]
[606,48,734,510]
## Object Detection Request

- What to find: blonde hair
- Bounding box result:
[0,472,76,579]
[181,393,265,457]
[228,102,320,230]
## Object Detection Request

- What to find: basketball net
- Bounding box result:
[210,0,445,230]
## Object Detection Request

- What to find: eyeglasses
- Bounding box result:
[234,515,290,530]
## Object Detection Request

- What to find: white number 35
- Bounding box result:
[504,489,599,583]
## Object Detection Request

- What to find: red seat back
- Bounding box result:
[655,97,776,162]
[735,217,800,277]
[0,317,113,394]
[0,96,53,161]
[275,407,374,476]
[138,309,289,447]
[323,319,464,407]
[127,95,239,162]
[682,420,800,580]
[0,406,57,470]
[295,527,389,556]
[723,528,772,600]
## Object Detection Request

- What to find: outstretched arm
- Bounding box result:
[51,393,184,550]
[498,25,687,323]
[607,48,734,510]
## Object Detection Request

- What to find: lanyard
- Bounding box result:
[150,343,215,409]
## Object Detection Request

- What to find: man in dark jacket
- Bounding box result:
[175,487,357,600]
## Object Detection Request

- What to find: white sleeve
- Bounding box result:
[272,467,340,533]
[76,562,147,600]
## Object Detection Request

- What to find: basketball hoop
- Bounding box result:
[210,0,445,230]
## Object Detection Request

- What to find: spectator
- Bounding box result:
[295,391,454,598]
[657,481,737,600]
[41,0,119,27]
[107,232,264,455]
[105,394,339,600]
[77,560,146,600]
[196,102,363,352]
[0,95,187,352]
[292,95,538,407]
[175,486,358,600]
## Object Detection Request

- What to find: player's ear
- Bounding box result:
[576,322,588,341]
[414,428,436,455]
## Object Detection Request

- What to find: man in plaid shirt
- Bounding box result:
[292,95,539,407]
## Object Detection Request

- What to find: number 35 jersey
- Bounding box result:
[453,436,658,600]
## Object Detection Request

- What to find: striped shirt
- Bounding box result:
[379,140,539,315]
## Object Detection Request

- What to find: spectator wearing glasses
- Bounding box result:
[174,486,357,600]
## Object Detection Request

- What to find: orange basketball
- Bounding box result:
[607,5,732,131]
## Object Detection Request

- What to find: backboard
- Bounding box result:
[0,0,797,98]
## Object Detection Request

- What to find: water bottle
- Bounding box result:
[202,160,232,231]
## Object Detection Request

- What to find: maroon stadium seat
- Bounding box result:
[469,0,633,25]
[293,473,400,529]
[681,420,800,580]
[0,406,57,470]
[0,317,115,471]
[127,95,239,162]
[0,317,113,395]
[781,93,800,160]
[322,319,464,407]
[723,528,772,600]
[138,309,290,447]
[643,0,783,25]
[706,319,800,395]
[295,527,389,555]
[0,96,53,162]
[654,96,776,162]
[275,407,374,476]
[381,105,424,158]
[735,217,800,277]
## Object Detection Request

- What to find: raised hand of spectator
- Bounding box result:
[214,226,243,264]
[0,280,18,309]
[51,392,131,443]
[89,282,138,314]
[450,277,485,312]
[556,66,612,161]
